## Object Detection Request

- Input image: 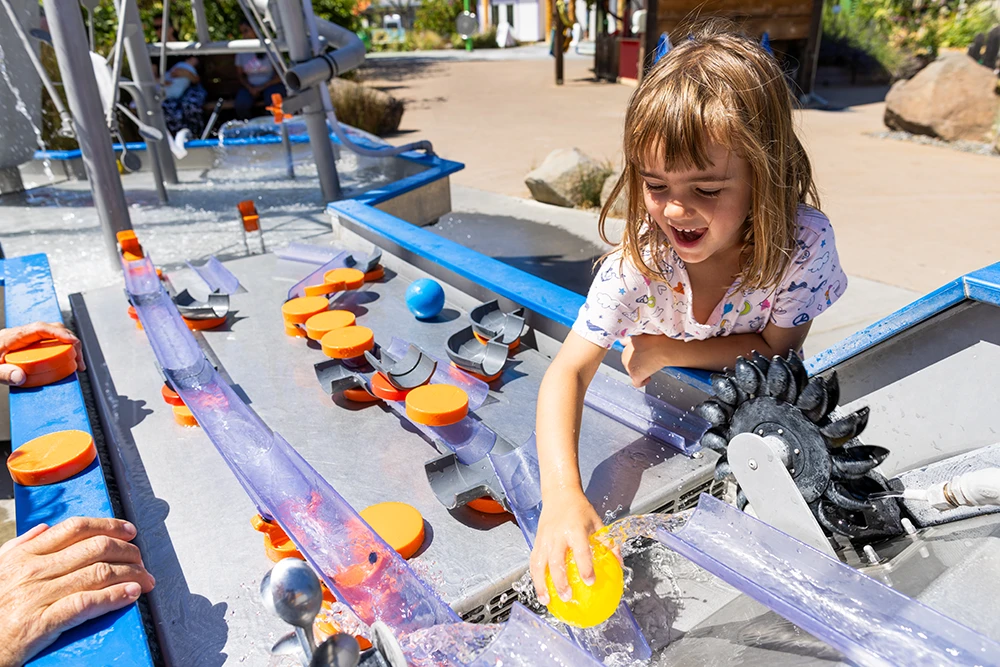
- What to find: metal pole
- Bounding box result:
[159,0,170,81]
[276,0,341,201]
[554,0,564,85]
[43,0,132,272]
[114,0,179,184]
[191,0,211,43]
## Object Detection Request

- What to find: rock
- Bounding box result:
[884,52,1000,143]
[329,78,404,137]
[525,148,606,207]
[599,167,627,218]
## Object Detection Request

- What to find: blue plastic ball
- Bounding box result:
[405,278,445,320]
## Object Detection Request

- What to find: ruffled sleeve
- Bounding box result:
[770,208,848,328]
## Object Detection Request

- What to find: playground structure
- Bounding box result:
[4,1,1000,666]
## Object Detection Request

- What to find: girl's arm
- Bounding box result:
[529,332,608,605]
[622,321,813,386]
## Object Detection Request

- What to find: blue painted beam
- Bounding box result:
[4,254,153,667]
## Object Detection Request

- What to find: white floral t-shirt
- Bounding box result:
[572,205,847,348]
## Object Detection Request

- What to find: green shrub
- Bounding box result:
[328,78,404,136]
[451,26,498,48]
[574,162,613,209]
[414,0,464,36]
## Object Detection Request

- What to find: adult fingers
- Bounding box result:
[72,340,86,371]
[24,517,137,556]
[51,562,155,600]
[38,582,143,651]
[0,523,49,556]
[41,535,144,580]
[0,364,27,386]
[1,322,77,355]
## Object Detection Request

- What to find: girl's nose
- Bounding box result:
[663,199,693,221]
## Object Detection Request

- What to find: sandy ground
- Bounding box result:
[361,56,1000,294]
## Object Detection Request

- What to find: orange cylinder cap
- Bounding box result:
[363,265,385,282]
[173,405,199,427]
[5,340,75,375]
[370,373,411,401]
[405,384,469,426]
[282,296,330,325]
[305,310,356,341]
[285,323,307,338]
[323,268,365,291]
[342,386,380,403]
[7,429,97,486]
[320,326,374,359]
[161,383,184,406]
[183,315,228,331]
[468,497,510,514]
[360,501,426,559]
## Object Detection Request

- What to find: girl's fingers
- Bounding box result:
[0,523,50,555]
[548,547,572,603]
[529,548,550,605]
[25,517,137,557]
[569,533,596,587]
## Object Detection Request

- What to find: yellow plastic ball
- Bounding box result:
[544,538,624,628]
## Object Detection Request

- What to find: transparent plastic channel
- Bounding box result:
[123,254,460,635]
[186,256,242,295]
[287,251,351,300]
[275,242,342,265]
[488,433,652,662]
[466,604,603,667]
[388,337,489,411]
[656,494,1000,667]
[585,372,709,454]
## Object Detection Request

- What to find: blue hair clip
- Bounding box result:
[654,32,672,64]
[761,31,772,54]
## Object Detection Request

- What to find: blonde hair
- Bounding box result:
[600,20,820,291]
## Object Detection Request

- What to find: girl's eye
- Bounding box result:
[644,182,667,193]
[697,188,721,198]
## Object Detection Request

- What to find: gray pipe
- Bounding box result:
[276,0,341,201]
[114,0,178,184]
[0,0,74,138]
[43,0,132,272]
[191,0,210,43]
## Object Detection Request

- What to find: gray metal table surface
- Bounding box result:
[74,238,717,665]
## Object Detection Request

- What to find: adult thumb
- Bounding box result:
[0,364,27,386]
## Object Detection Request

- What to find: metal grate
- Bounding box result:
[458,479,728,625]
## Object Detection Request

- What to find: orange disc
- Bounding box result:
[360,501,425,559]
[284,322,307,338]
[323,268,365,291]
[305,310,356,341]
[282,296,330,325]
[7,429,97,486]
[5,340,75,375]
[251,514,304,562]
[19,357,78,388]
[370,373,411,401]
[161,384,184,406]
[173,405,199,427]
[321,326,374,359]
[405,384,468,426]
[304,283,338,297]
[449,362,503,384]
[363,265,385,282]
[127,305,139,321]
[468,497,510,514]
[342,386,380,403]
[473,330,520,350]
[183,315,227,331]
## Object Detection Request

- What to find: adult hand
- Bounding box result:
[0,322,85,386]
[0,518,154,667]
[621,334,672,388]
[529,489,604,606]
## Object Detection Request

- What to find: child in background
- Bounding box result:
[529,22,848,605]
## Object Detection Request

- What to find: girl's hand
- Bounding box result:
[622,334,674,387]
[0,322,84,386]
[529,489,604,605]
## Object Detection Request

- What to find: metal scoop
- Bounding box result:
[261,558,324,660]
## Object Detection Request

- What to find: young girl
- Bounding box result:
[529,24,847,605]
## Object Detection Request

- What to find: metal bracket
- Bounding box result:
[445,326,508,378]
[172,289,230,320]
[470,300,527,346]
[364,343,436,390]
[424,436,514,510]
[728,432,836,557]
[346,248,383,274]
[314,359,372,397]
[280,87,320,116]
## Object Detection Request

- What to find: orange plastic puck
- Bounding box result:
[323,268,365,290]
[449,362,503,384]
[127,305,139,321]
[161,383,184,406]
[18,358,78,388]
[473,330,520,350]
[284,322,307,338]
[282,296,330,325]
[360,501,426,559]
[183,315,227,331]
[320,326,374,359]
[173,405,199,427]
[116,230,143,259]
[7,429,97,486]
[405,384,469,427]
[468,497,510,514]
[251,514,304,562]
[342,386,380,403]
[5,340,75,375]
[364,265,385,282]
[370,373,411,401]
[304,282,340,297]
[305,310,356,340]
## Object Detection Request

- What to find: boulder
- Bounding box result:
[525,148,606,207]
[599,167,628,218]
[884,52,1000,143]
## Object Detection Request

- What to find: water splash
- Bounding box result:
[398,622,502,666]
[0,38,54,181]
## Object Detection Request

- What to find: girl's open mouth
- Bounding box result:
[670,225,708,246]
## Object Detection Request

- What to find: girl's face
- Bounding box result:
[640,143,752,266]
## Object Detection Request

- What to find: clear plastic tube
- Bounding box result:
[186,256,241,295]
[287,251,351,300]
[487,433,652,662]
[466,604,603,667]
[123,253,460,635]
[275,242,342,265]
[656,494,1000,667]
[585,372,708,454]
[388,337,489,412]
